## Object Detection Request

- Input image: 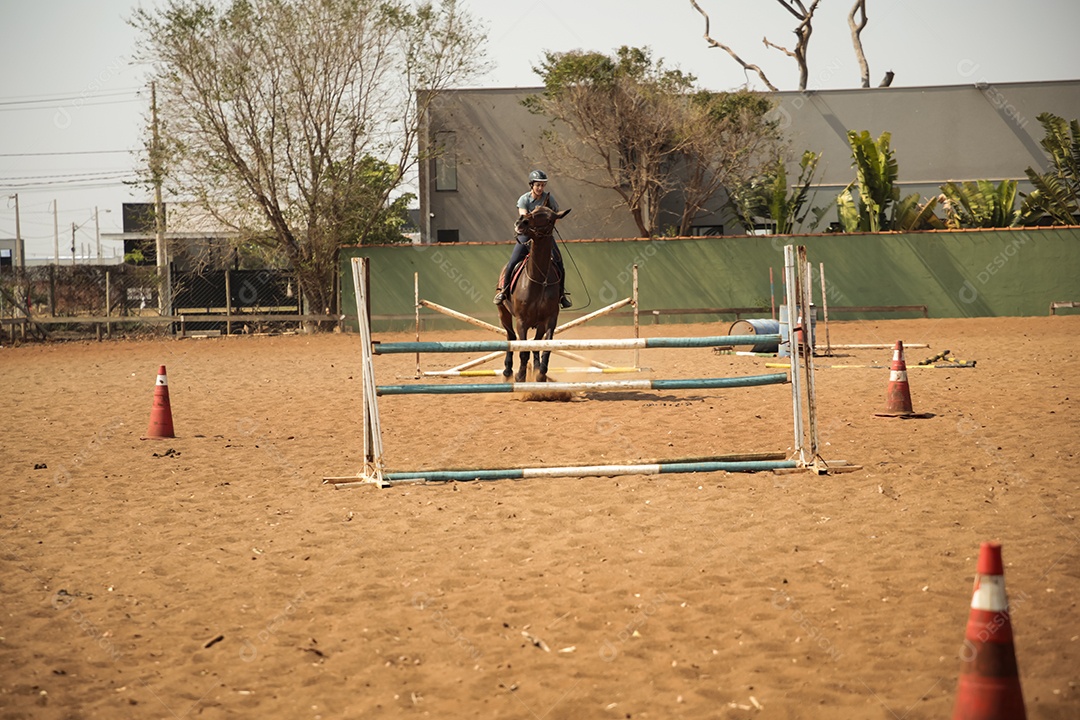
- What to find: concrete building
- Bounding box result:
[418,79,1080,243]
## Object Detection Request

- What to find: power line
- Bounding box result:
[0,88,143,107]
[1,170,134,181]
[0,150,134,157]
[0,175,138,190]
[0,97,144,112]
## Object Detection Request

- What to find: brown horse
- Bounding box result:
[497,205,571,382]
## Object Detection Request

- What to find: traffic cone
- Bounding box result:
[953,542,1026,720]
[875,340,930,417]
[144,365,175,439]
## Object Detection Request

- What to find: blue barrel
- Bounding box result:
[728,319,781,353]
[777,305,816,358]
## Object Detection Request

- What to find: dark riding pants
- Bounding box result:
[501,235,566,293]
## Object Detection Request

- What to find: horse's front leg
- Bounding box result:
[500,313,516,379]
[535,324,555,382]
[515,319,530,383]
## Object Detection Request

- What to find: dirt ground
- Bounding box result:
[1,315,1078,719]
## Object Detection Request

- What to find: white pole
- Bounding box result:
[784,245,804,464]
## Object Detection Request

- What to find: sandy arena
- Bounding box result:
[2,315,1078,719]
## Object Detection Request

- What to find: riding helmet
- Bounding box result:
[528,169,549,184]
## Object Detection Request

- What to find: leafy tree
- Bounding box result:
[131,0,484,326]
[728,150,823,234]
[1018,112,1080,225]
[525,47,780,237]
[676,90,784,235]
[940,180,1019,228]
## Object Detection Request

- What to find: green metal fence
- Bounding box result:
[340,227,1080,332]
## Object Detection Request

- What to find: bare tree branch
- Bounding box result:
[849,0,870,88]
[689,0,779,91]
[762,37,797,61]
[879,70,895,87]
[762,0,821,90]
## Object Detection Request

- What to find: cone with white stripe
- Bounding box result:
[875,340,927,417]
[144,365,175,439]
[952,542,1026,720]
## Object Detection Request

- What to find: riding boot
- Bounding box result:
[559,289,572,309]
[493,288,505,304]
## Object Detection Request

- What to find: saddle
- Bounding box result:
[505,250,562,293]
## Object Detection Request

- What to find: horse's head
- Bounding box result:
[516,206,571,239]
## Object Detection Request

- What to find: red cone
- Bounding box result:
[875,340,925,417]
[144,365,175,439]
[952,542,1026,720]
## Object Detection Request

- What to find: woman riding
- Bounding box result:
[493,169,571,308]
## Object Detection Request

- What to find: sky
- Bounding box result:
[1,0,1078,261]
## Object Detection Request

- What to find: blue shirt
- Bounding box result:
[517,190,559,214]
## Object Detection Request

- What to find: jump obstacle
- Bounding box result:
[324,245,826,488]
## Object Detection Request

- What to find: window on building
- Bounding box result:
[435,131,457,191]
[690,225,724,237]
[751,221,777,236]
[436,229,459,243]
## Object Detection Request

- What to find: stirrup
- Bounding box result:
[493,290,506,304]
[560,294,572,309]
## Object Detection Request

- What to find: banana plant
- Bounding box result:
[940,179,1020,228]
[894,193,945,231]
[1019,112,1080,225]
[836,130,900,232]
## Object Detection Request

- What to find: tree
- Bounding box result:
[525,47,780,237]
[689,0,822,91]
[691,0,891,91]
[676,90,784,235]
[1018,112,1080,225]
[131,0,484,326]
[848,0,870,88]
[728,150,824,234]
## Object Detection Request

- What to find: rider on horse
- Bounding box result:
[493,169,572,309]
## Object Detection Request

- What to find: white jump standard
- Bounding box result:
[326,245,825,488]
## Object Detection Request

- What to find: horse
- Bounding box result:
[496,205,571,382]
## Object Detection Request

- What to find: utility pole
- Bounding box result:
[11,193,23,271]
[94,207,101,262]
[151,81,170,316]
[71,222,77,266]
[53,200,59,266]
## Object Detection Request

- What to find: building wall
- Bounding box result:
[420,80,1080,242]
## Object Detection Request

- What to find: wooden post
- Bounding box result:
[224,268,232,336]
[48,265,56,316]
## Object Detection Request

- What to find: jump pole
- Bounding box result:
[374,334,780,354]
[376,372,788,395]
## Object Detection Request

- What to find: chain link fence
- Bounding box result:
[0,265,309,342]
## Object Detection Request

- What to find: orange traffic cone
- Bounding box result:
[144,365,175,439]
[875,340,931,417]
[953,542,1026,720]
